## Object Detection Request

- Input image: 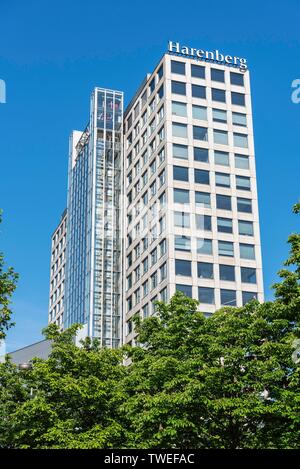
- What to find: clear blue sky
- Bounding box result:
[1,0,299,352]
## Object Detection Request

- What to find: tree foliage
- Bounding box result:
[0,211,18,341]
[0,207,299,448]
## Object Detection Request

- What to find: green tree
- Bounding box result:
[0,211,18,340]
[0,324,130,449]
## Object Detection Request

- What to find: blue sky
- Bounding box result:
[1,0,299,351]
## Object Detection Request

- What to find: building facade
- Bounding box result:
[123,50,263,344]
[49,43,264,348]
[48,208,67,329]
[63,88,123,347]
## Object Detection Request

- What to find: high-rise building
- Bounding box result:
[48,208,67,329]
[123,44,263,344]
[49,42,264,348]
[63,88,123,347]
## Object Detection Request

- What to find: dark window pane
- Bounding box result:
[216,194,232,210]
[173,166,189,182]
[193,126,208,141]
[241,267,257,284]
[238,220,254,236]
[149,77,155,94]
[195,169,210,184]
[211,68,225,82]
[230,72,244,86]
[236,176,251,191]
[196,214,212,231]
[217,217,233,233]
[191,64,205,79]
[212,88,226,103]
[174,188,189,204]
[192,84,206,99]
[216,172,230,188]
[194,147,209,162]
[157,64,164,80]
[198,287,215,304]
[176,284,192,297]
[219,265,235,281]
[197,262,214,279]
[242,291,257,305]
[221,289,236,306]
[175,259,191,276]
[237,197,252,213]
[231,92,245,106]
[171,60,185,75]
[171,81,186,95]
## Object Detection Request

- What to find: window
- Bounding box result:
[221,289,236,306]
[234,133,248,148]
[191,64,205,79]
[212,88,226,103]
[232,112,247,127]
[173,122,187,138]
[158,105,164,122]
[194,147,209,162]
[195,169,210,184]
[175,235,191,251]
[219,241,234,257]
[174,211,190,228]
[172,80,186,95]
[160,239,166,256]
[213,109,227,123]
[211,68,225,82]
[158,85,164,100]
[235,154,249,169]
[158,126,164,142]
[176,284,192,297]
[193,126,208,141]
[143,257,148,274]
[172,101,187,117]
[217,217,233,233]
[173,144,188,159]
[242,291,257,305]
[236,175,251,191]
[197,238,212,255]
[197,262,214,279]
[192,105,207,120]
[215,172,230,187]
[240,244,255,260]
[158,147,165,164]
[127,296,132,311]
[143,303,149,318]
[237,197,252,213]
[143,280,149,297]
[214,129,228,145]
[160,262,167,281]
[149,77,155,95]
[192,84,206,99]
[159,170,166,187]
[230,72,244,86]
[174,188,189,204]
[175,259,191,276]
[171,60,185,75]
[198,287,215,304]
[151,272,158,289]
[143,238,149,253]
[231,92,245,106]
[241,267,257,284]
[157,64,163,80]
[173,165,189,182]
[150,181,156,198]
[196,214,212,231]
[195,191,211,208]
[127,274,132,290]
[214,151,229,166]
[238,220,254,236]
[216,194,232,211]
[219,265,235,281]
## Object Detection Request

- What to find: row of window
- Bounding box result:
[127,238,166,269]
[176,284,257,306]
[127,262,167,307]
[177,262,256,283]
[173,167,251,190]
[173,145,250,169]
[172,122,248,148]
[172,80,246,106]
[174,190,252,212]
[127,99,164,149]
[126,64,164,132]
[172,101,247,126]
[171,60,244,87]
[176,238,256,263]
[174,215,253,235]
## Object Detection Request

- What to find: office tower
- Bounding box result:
[63,88,123,347]
[48,208,67,329]
[123,47,264,344]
